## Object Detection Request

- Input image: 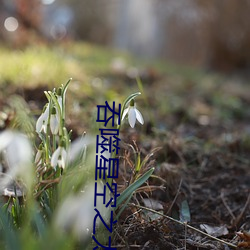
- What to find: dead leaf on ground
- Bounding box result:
[237,231,250,248]
[200,224,229,237]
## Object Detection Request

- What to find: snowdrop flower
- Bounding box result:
[0,130,33,190]
[67,134,92,164]
[36,103,50,133]
[50,106,59,135]
[122,99,144,128]
[54,186,94,241]
[55,182,110,241]
[51,142,67,169]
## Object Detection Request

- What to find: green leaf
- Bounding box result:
[62,78,72,97]
[32,209,46,237]
[0,208,21,250]
[115,192,134,220]
[116,167,154,208]
[135,152,141,173]
[179,199,191,222]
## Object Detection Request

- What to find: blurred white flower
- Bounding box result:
[67,135,92,164]
[36,103,50,133]
[54,182,110,241]
[0,130,33,190]
[51,145,67,169]
[122,99,144,128]
[55,188,93,240]
[50,106,59,135]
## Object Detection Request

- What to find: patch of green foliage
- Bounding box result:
[0,79,153,250]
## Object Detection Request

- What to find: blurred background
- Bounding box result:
[1,0,250,73]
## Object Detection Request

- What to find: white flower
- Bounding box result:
[122,100,144,128]
[54,182,110,241]
[67,135,92,164]
[54,187,94,240]
[51,145,67,169]
[50,106,59,135]
[36,104,50,133]
[0,130,33,190]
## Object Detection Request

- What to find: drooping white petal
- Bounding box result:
[128,107,136,128]
[50,114,59,135]
[41,121,48,133]
[122,101,144,128]
[36,104,50,134]
[59,148,67,169]
[121,107,129,121]
[57,158,64,169]
[135,109,144,125]
[36,113,45,133]
[51,147,61,168]
[51,146,67,169]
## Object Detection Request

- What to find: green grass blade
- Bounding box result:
[116,167,154,208]
[0,208,21,250]
[115,192,134,220]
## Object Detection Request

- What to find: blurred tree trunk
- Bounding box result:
[0,0,42,46]
[204,0,250,71]
[16,0,41,31]
[15,0,42,45]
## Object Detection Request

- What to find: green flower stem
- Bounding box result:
[52,134,56,152]
[61,78,72,125]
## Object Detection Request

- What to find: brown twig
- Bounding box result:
[166,178,183,215]
[221,189,236,222]
[233,192,250,227]
[129,203,238,249]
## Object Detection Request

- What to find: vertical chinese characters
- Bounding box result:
[93,101,121,249]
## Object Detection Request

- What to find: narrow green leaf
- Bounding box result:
[116,167,154,208]
[136,77,144,97]
[115,192,134,220]
[135,152,141,173]
[62,78,72,97]
[32,210,45,237]
[0,208,21,250]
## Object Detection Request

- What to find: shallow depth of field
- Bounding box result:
[0,1,250,250]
